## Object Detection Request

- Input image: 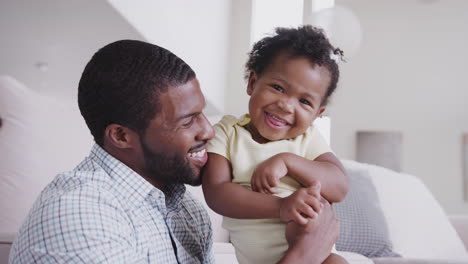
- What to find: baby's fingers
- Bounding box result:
[251,176,260,193]
[292,211,309,225]
[267,176,280,190]
[299,203,318,219]
[304,196,322,214]
[262,178,277,194]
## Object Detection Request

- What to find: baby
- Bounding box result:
[203,25,349,264]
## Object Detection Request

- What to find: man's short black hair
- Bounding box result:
[245,25,343,106]
[78,40,195,146]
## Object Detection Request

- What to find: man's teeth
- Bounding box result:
[188,149,206,158]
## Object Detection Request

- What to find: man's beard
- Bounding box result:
[140,140,201,187]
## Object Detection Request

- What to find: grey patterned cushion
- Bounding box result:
[334,160,400,258]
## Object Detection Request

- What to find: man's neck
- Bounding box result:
[102,144,165,190]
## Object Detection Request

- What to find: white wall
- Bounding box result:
[224,0,252,117]
[328,0,468,214]
[0,0,231,115]
[3,0,467,214]
[108,0,232,115]
[0,0,144,99]
[224,0,304,117]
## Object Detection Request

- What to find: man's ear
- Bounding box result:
[104,124,138,149]
[246,71,257,96]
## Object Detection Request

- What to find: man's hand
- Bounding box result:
[279,182,322,225]
[251,154,288,194]
[279,198,339,264]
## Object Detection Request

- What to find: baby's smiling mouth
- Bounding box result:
[265,112,291,127]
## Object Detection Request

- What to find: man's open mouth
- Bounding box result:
[187,148,208,167]
[188,149,206,158]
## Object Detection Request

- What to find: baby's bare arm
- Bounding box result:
[281,152,349,203]
[203,153,325,223]
[202,153,282,219]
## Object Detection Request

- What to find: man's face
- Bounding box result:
[139,78,215,187]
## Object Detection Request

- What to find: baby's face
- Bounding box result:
[246,53,330,143]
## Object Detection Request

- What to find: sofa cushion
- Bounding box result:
[339,160,468,259]
[0,76,93,237]
[335,161,400,257]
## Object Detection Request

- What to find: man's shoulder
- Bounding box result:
[39,161,116,203]
[10,168,137,264]
[27,158,131,226]
[34,171,125,218]
[16,169,132,232]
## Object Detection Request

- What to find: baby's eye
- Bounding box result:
[270,84,284,92]
[299,98,311,106]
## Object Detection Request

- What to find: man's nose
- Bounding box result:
[196,113,215,141]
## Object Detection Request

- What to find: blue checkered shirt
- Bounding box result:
[9,144,214,264]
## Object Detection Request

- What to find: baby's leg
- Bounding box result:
[322,253,348,264]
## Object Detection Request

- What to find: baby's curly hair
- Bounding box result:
[245,25,344,106]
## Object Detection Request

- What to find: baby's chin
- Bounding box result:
[260,131,301,142]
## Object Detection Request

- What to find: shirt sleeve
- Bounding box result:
[206,115,237,160]
[305,125,333,160]
[9,186,142,264]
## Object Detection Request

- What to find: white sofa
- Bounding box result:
[187,160,468,264]
[1,75,468,264]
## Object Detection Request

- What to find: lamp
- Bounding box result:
[303,2,363,58]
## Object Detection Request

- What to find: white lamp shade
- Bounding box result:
[304,5,363,58]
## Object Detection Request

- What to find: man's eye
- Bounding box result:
[271,84,284,92]
[182,118,195,128]
[299,98,311,106]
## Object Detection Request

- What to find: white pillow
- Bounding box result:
[342,160,468,260]
[0,76,93,238]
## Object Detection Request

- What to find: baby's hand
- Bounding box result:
[279,182,322,225]
[251,154,287,194]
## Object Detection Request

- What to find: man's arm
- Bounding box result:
[278,198,339,264]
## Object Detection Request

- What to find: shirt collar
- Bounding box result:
[88,144,186,211]
[237,113,251,126]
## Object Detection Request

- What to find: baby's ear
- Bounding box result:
[317,106,326,117]
[246,71,257,96]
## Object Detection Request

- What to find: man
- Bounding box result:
[9,40,338,264]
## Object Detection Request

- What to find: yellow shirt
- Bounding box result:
[207,114,333,264]
[208,114,331,196]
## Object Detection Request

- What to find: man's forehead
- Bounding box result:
[158,79,205,120]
